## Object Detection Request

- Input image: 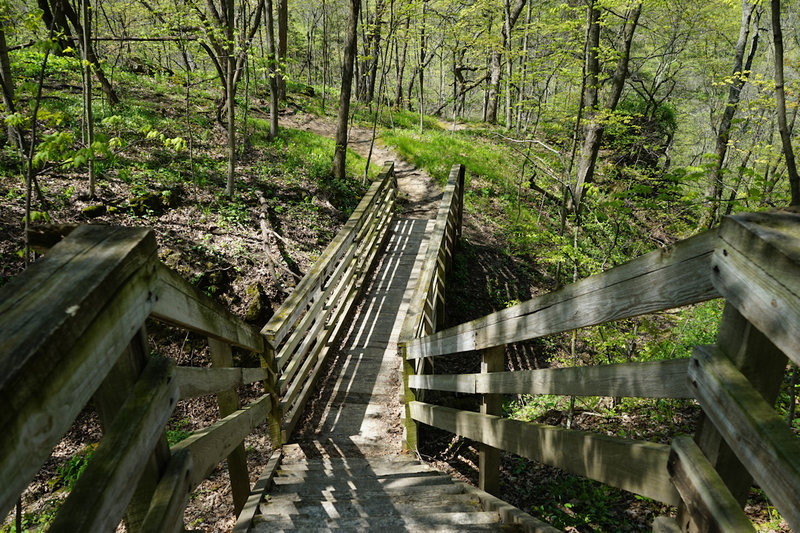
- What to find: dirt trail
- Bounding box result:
[281,112,442,219]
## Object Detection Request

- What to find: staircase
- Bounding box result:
[252,447,508,532]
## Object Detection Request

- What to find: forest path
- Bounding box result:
[280,111,443,218]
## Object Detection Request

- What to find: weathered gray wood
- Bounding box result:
[26,223,79,252]
[140,449,193,533]
[409,401,679,505]
[152,264,264,354]
[93,327,172,533]
[409,359,693,399]
[172,394,272,491]
[262,162,395,346]
[232,449,282,533]
[208,339,250,515]
[686,304,788,520]
[479,345,504,496]
[688,345,800,531]
[175,367,267,399]
[713,211,800,366]
[400,164,464,343]
[651,517,682,533]
[451,480,562,533]
[0,245,159,518]
[48,357,178,533]
[667,436,754,533]
[403,230,720,359]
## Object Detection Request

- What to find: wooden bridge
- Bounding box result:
[1,160,799,532]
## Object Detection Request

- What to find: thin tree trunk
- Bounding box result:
[82,0,95,198]
[486,0,527,124]
[333,0,360,179]
[266,0,279,139]
[0,23,23,150]
[701,1,761,227]
[571,1,641,214]
[395,15,409,107]
[225,0,236,196]
[771,0,800,206]
[277,0,288,99]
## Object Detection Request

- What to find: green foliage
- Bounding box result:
[167,417,192,446]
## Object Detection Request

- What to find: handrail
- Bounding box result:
[398,163,466,450]
[260,161,398,443]
[402,209,800,531]
[0,225,272,531]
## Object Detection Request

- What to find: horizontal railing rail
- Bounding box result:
[261,161,398,443]
[400,209,800,532]
[0,224,271,532]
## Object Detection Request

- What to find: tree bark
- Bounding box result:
[701,1,761,227]
[277,0,288,99]
[570,1,642,214]
[266,0,279,139]
[395,15,409,107]
[485,0,527,124]
[771,0,800,206]
[225,0,236,196]
[0,22,22,149]
[333,0,360,179]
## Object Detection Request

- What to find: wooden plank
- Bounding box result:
[0,225,155,391]
[452,480,562,533]
[151,264,264,354]
[262,162,395,345]
[48,357,178,533]
[26,223,79,252]
[479,345,504,496]
[688,345,800,531]
[175,367,267,399]
[140,449,193,533]
[667,436,755,532]
[0,255,159,518]
[172,394,272,491]
[409,401,679,505]
[409,359,693,399]
[403,230,720,359]
[713,212,800,365]
[232,449,282,533]
[208,339,250,515]
[93,327,171,533]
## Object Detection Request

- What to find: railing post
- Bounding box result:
[679,307,787,530]
[208,338,250,515]
[400,343,419,451]
[479,344,504,496]
[92,327,171,533]
[262,340,283,448]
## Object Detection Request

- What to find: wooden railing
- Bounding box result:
[0,225,270,532]
[399,163,465,449]
[0,161,398,532]
[399,210,800,532]
[261,161,397,444]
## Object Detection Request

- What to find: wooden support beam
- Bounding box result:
[713,211,800,366]
[232,449,283,533]
[409,359,692,399]
[172,394,272,492]
[175,366,267,399]
[141,449,193,533]
[668,436,755,532]
[409,401,679,505]
[208,339,250,515]
[688,345,799,531]
[48,357,178,533]
[479,345,504,496]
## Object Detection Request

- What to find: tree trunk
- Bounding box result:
[771,0,800,206]
[366,0,383,103]
[82,0,95,197]
[570,1,641,214]
[0,22,22,149]
[332,0,360,179]
[485,0,527,124]
[225,0,236,196]
[277,0,288,100]
[701,1,761,227]
[266,0,279,139]
[395,15,409,107]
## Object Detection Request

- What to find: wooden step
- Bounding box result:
[251,511,502,531]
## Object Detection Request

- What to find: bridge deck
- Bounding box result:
[240,218,536,531]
